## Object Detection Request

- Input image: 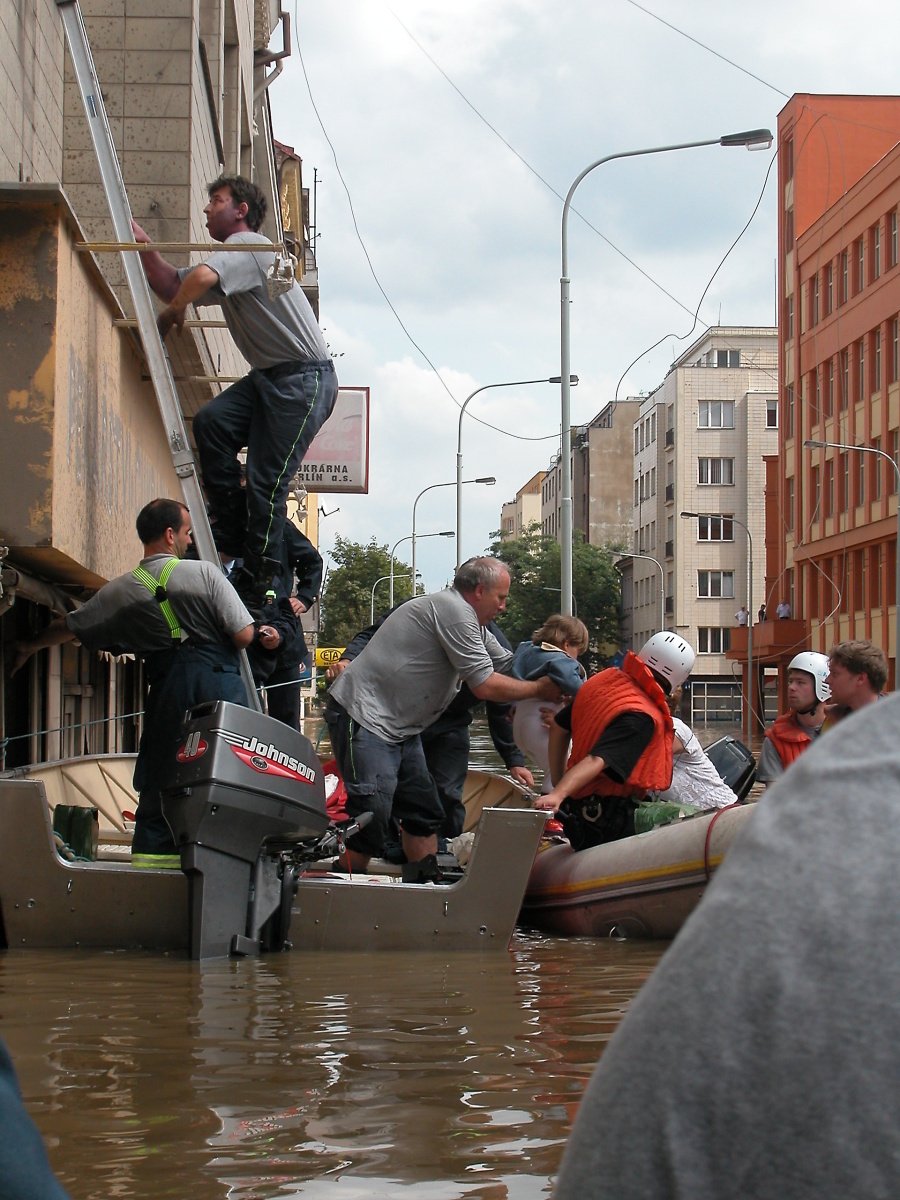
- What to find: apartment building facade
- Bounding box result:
[0,1,317,768]
[771,94,900,688]
[632,327,778,724]
[499,470,545,541]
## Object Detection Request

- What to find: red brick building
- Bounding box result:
[750,95,900,707]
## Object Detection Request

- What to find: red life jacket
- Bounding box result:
[763,711,825,768]
[566,653,673,799]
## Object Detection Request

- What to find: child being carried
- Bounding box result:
[511,614,589,793]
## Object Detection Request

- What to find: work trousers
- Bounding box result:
[133,643,249,854]
[193,358,337,561]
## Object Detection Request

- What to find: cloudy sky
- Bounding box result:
[270,0,899,597]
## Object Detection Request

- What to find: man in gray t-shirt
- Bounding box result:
[132,175,338,603]
[325,558,562,874]
[15,499,254,859]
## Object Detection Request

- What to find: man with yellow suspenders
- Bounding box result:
[14,499,255,864]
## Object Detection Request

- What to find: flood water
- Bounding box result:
[0,712,702,1199]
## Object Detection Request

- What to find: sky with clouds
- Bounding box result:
[270,0,900,599]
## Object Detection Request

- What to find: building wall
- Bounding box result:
[777,94,900,683]
[0,1,66,184]
[633,327,778,722]
[499,470,544,541]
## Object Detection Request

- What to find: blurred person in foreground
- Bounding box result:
[555,691,900,1200]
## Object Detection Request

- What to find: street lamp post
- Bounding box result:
[413,477,495,587]
[370,572,417,624]
[682,510,755,736]
[456,377,576,570]
[618,551,665,635]
[805,438,900,688]
[389,531,453,607]
[559,128,773,615]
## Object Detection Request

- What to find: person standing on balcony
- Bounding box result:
[132,175,338,605]
[776,599,792,619]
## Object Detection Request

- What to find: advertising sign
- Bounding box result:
[294,386,370,493]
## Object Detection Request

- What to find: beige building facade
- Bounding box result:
[631,327,778,723]
[499,470,544,541]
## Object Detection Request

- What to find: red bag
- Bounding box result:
[321,758,348,822]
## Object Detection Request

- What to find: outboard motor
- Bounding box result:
[160,700,329,960]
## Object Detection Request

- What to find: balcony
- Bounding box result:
[726,619,808,665]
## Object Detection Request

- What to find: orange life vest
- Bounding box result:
[566,653,674,799]
[764,710,832,768]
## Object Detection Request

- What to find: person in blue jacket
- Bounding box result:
[511,614,589,793]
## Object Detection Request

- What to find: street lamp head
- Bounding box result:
[549,375,579,385]
[804,439,826,449]
[475,476,497,486]
[719,128,773,150]
[438,530,454,537]
[680,510,701,519]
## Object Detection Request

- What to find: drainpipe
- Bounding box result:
[254,11,291,101]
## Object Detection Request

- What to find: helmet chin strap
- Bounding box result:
[797,699,821,717]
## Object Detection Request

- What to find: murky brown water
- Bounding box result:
[2,709,723,1198]
[1,935,666,1199]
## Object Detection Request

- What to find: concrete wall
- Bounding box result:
[0,191,178,584]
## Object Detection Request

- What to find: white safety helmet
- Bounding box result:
[638,632,696,689]
[787,651,831,702]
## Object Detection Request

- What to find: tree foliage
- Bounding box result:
[489,524,624,666]
[320,536,416,645]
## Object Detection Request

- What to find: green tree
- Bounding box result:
[489,524,624,664]
[320,536,416,646]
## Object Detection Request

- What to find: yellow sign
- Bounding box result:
[315,647,346,667]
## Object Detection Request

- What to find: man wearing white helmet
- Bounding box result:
[535,632,694,849]
[756,651,831,786]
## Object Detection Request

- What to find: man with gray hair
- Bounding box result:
[325,557,562,877]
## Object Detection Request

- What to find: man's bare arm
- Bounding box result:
[470,673,562,704]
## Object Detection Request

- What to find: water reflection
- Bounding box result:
[0,934,665,1199]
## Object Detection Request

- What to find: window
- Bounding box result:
[857,340,865,401]
[873,437,882,501]
[856,237,865,292]
[698,627,732,654]
[784,137,794,180]
[891,318,899,384]
[839,452,849,512]
[840,349,849,410]
[810,274,819,325]
[825,263,834,315]
[786,295,794,339]
[785,384,794,437]
[812,367,821,422]
[697,514,734,541]
[786,476,795,530]
[766,398,778,428]
[874,329,882,392]
[698,457,735,485]
[824,459,834,517]
[891,211,898,269]
[840,250,849,303]
[697,570,735,599]
[698,400,735,428]
[811,464,821,517]
[826,358,835,418]
[872,224,882,280]
[633,426,640,455]
[715,350,740,368]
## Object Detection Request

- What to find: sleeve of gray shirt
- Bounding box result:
[432,598,496,690]
[202,563,254,634]
[754,734,785,783]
